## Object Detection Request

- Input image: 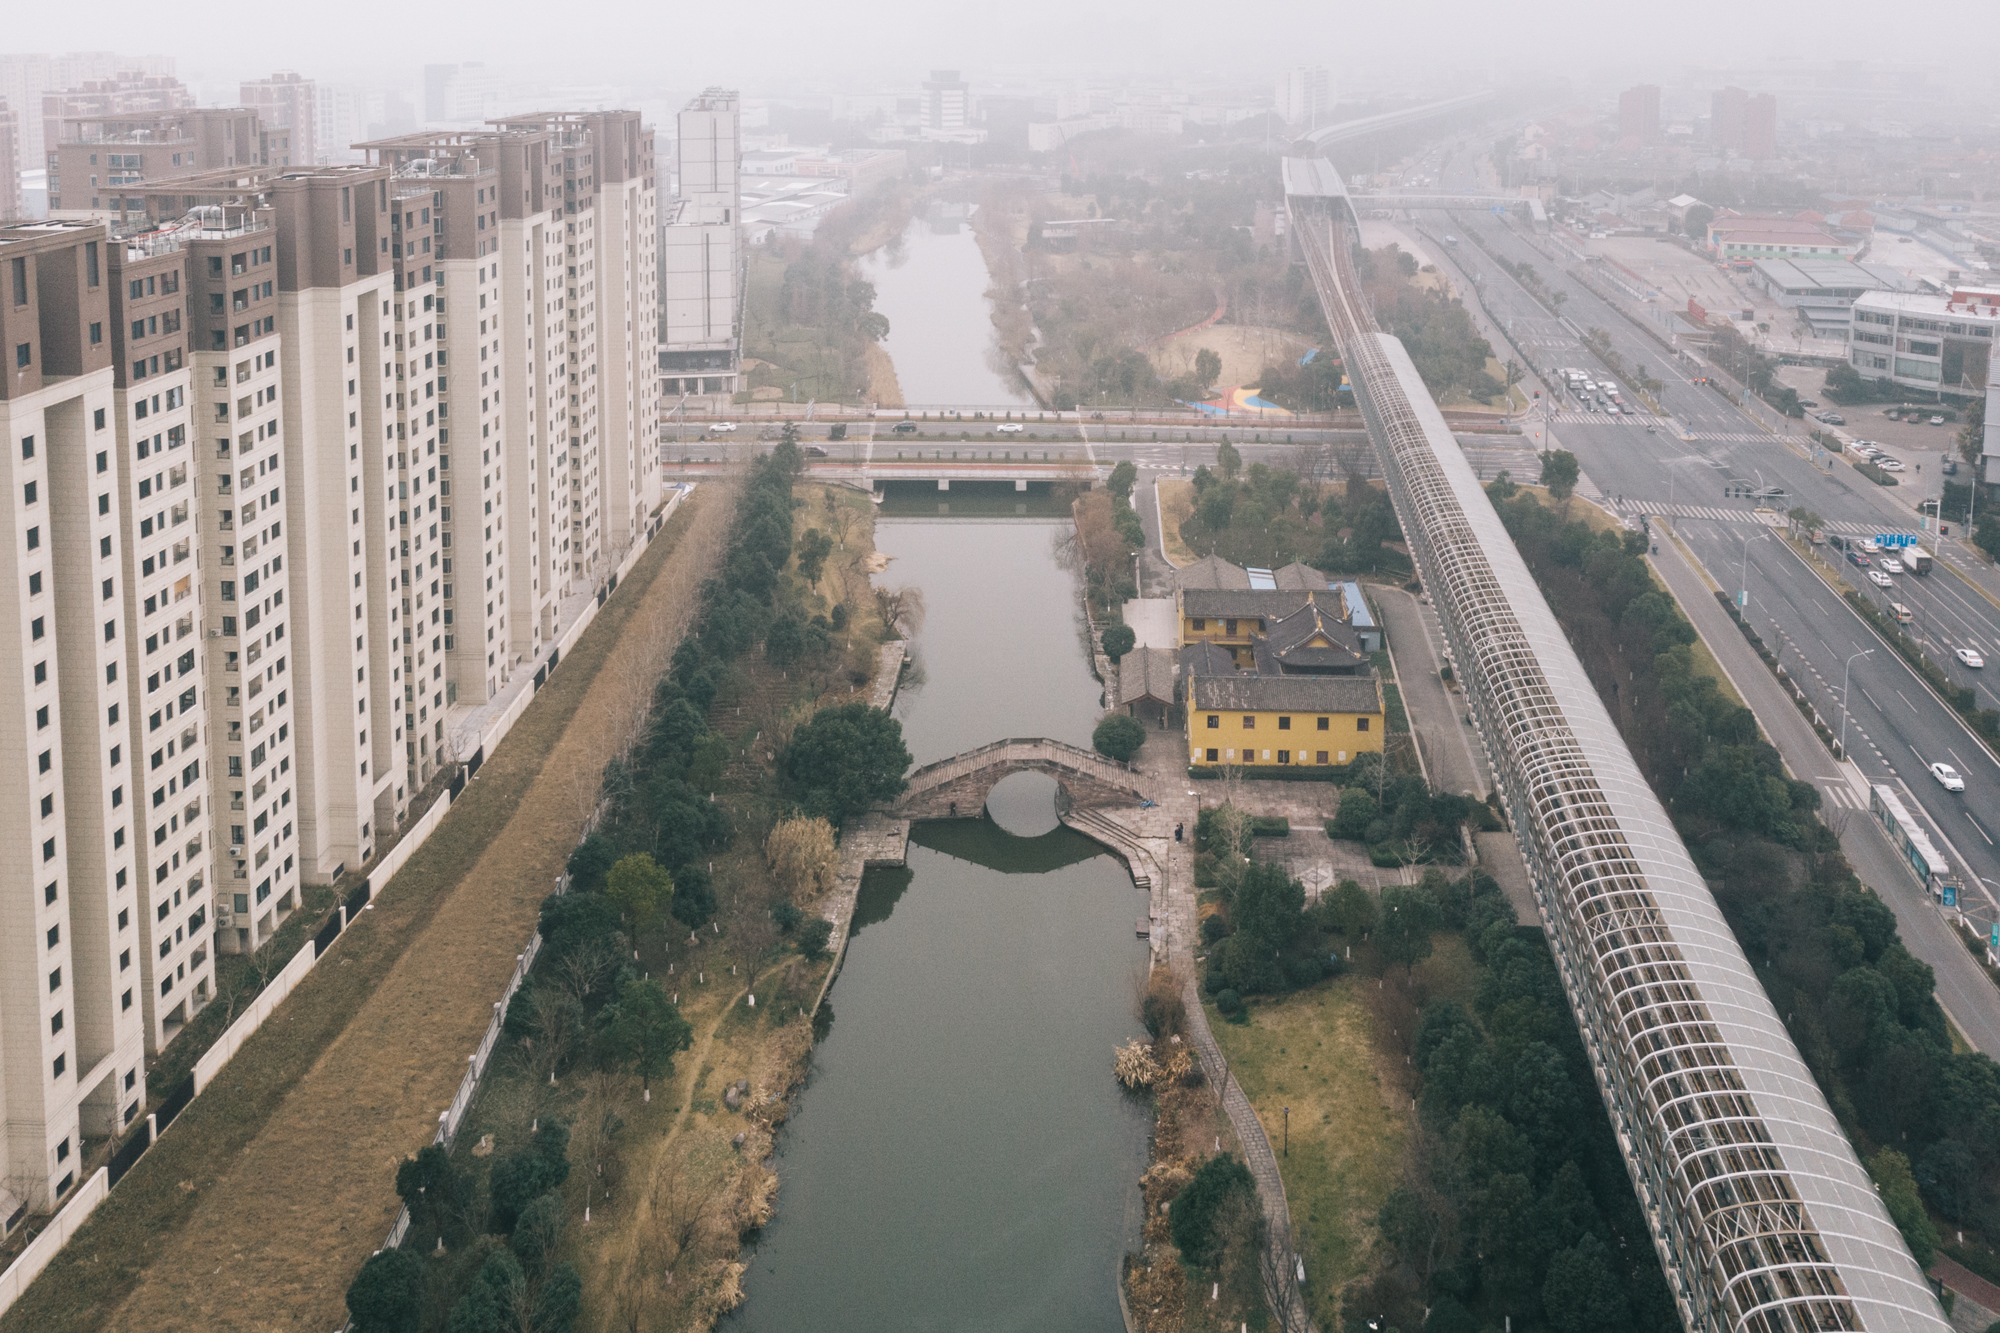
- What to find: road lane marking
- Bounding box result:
[1969,812,1995,847]
[1860,687,1883,712]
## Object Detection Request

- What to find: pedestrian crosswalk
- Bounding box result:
[1629,500,1774,524]
[1686,431,1809,445]
[1822,784,1869,811]
[1548,410,1641,424]
[1624,502,1917,541]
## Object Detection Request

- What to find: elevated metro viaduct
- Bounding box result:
[1280,152,1949,1333]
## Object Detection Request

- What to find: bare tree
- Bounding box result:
[520,986,585,1090]
[1259,1218,1315,1333]
[555,935,628,1011]
[615,1143,721,1332]
[827,502,858,551]
[874,585,926,639]
[571,1069,630,1217]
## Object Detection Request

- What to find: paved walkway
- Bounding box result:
[1372,585,1491,799]
[1088,736,1318,1332]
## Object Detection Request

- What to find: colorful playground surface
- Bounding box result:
[1184,386,1295,417]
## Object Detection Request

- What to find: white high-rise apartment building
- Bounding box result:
[0,216,216,1224]
[660,89,740,399]
[1274,66,1333,130]
[0,102,662,1224]
[492,111,660,574]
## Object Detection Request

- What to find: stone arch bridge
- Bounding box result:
[896,737,1145,819]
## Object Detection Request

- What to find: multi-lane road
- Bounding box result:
[1388,143,2000,1048]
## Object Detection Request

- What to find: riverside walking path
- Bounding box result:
[1092,736,1319,1333]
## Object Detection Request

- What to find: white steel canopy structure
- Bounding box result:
[1283,157,1949,1333]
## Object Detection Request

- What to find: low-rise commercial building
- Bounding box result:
[1749,257,1913,336]
[1847,284,1999,398]
[1706,215,1856,267]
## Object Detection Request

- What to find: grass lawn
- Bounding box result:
[1205,976,1403,1331]
[1202,935,1475,1330]
[1157,479,1197,566]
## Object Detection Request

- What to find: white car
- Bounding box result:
[1931,762,1966,792]
[1877,458,1906,472]
[1868,570,1895,588]
[996,422,1024,434]
[1878,558,1905,574]
[1957,648,1986,668]
[1851,441,1880,455]
[710,422,738,433]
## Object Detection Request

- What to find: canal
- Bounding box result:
[857,207,1032,407]
[728,518,1151,1331]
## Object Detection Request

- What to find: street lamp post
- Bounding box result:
[1736,529,1769,610]
[1840,648,1876,759]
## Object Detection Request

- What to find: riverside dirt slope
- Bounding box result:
[1,487,735,1333]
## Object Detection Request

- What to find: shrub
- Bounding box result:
[773,900,803,933]
[1215,988,1243,1016]
[1141,973,1187,1038]
[798,916,835,960]
[1101,622,1137,663]
[766,815,839,898]
[1328,788,1377,840]
[488,1120,571,1234]
[565,834,617,893]
[345,1249,424,1333]
[669,863,717,927]
[1170,1153,1256,1265]
[1249,815,1290,837]
[1200,913,1231,944]
[1285,955,1330,989]
[1093,713,1147,762]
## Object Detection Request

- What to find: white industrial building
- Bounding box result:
[1749,256,1914,336]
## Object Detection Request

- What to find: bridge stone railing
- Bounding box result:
[896,737,1145,819]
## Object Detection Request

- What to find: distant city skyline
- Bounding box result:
[4,0,1989,90]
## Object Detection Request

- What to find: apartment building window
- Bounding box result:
[9,258,24,305]
[85,242,99,288]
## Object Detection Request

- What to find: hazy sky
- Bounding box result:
[8,0,1998,91]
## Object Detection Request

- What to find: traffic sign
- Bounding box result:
[1943,882,1958,909]
[1876,534,1917,548]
